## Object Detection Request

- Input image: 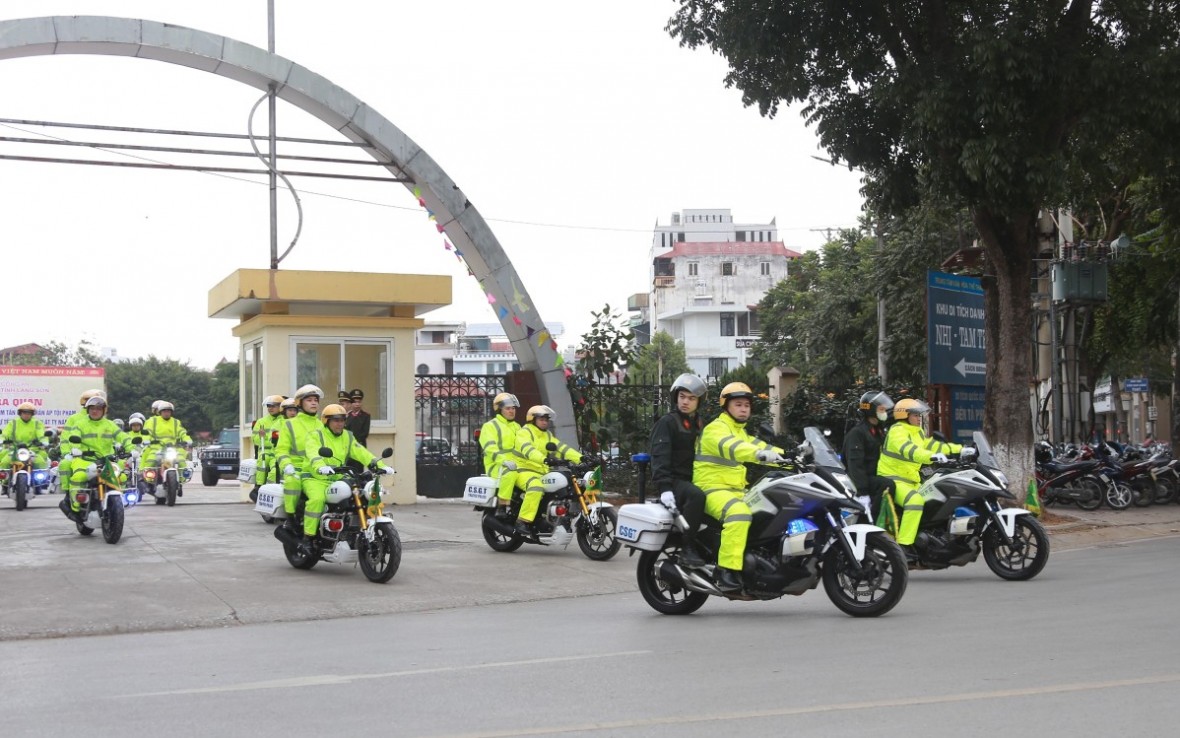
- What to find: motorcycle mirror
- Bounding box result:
[69,435,82,444]
[318,447,333,458]
[757,423,775,440]
[381,447,393,458]
[931,430,949,443]
[44,430,54,438]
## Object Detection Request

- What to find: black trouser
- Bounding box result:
[861,476,895,520]
[666,478,706,548]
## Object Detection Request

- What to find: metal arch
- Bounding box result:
[0,15,577,444]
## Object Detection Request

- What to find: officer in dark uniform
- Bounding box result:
[843,390,895,520]
[346,388,371,447]
[650,373,709,569]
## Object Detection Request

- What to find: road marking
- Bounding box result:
[123,650,651,697]
[423,672,1180,737]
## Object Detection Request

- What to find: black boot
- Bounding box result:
[900,544,919,566]
[679,544,707,569]
[714,567,742,592]
[514,520,539,541]
[248,485,259,502]
[296,536,315,558]
[533,517,554,535]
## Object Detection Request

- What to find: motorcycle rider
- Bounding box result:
[298,403,395,556]
[141,401,193,494]
[650,373,708,569]
[274,384,324,530]
[876,398,966,562]
[58,389,106,507]
[480,393,524,512]
[842,390,896,522]
[511,405,581,538]
[694,382,786,592]
[59,395,131,520]
[249,394,286,501]
[281,396,299,419]
[1,401,50,479]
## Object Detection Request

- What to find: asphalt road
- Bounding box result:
[2,488,1179,737]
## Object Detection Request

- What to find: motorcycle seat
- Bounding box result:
[1038,459,1098,474]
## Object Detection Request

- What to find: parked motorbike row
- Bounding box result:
[1035,440,1179,510]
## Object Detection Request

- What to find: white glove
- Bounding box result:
[930,453,949,464]
[960,447,977,460]
[755,449,785,463]
[501,460,517,471]
[71,447,83,457]
[317,465,335,475]
[378,464,395,475]
[659,491,678,511]
[283,464,296,476]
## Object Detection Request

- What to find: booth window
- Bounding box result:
[242,340,264,425]
[293,338,392,422]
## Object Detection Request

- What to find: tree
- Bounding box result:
[104,357,214,434]
[668,1,1180,480]
[1,339,102,366]
[628,331,690,385]
[573,304,635,384]
[207,360,241,432]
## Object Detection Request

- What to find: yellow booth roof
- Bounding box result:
[209,269,451,320]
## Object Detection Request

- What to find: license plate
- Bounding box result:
[216,466,233,471]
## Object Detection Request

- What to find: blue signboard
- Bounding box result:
[1123,377,1149,393]
[949,386,985,443]
[927,271,986,387]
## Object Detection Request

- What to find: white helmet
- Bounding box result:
[325,480,353,505]
[157,401,175,412]
[128,413,146,426]
[294,384,324,403]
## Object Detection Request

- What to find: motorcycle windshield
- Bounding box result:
[972,431,1001,471]
[804,427,846,472]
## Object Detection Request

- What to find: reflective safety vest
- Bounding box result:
[515,423,580,474]
[480,414,522,475]
[69,416,130,457]
[693,412,781,491]
[876,422,962,486]
[274,412,322,471]
[2,417,46,445]
[305,428,377,481]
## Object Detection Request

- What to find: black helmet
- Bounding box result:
[858,390,894,417]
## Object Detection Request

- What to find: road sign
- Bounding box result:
[734,338,757,348]
[927,271,986,386]
[949,386,986,443]
[1123,377,1149,393]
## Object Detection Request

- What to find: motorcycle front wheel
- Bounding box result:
[1104,482,1132,510]
[165,475,178,507]
[359,522,402,583]
[983,515,1049,581]
[102,495,124,544]
[576,507,621,561]
[1131,480,1155,507]
[636,548,709,615]
[1074,477,1104,511]
[822,532,908,617]
[15,475,28,511]
[481,509,523,552]
[1152,477,1176,505]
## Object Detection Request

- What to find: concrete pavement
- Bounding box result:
[2,481,1178,641]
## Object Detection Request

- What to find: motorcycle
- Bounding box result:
[462,445,620,560]
[902,431,1049,580]
[1033,441,1110,511]
[617,427,908,617]
[2,435,55,510]
[262,447,402,583]
[61,437,129,544]
[139,443,191,506]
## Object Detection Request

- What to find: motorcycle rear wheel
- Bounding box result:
[1131,480,1155,507]
[165,475,178,507]
[102,496,124,544]
[1074,477,1104,511]
[822,532,908,617]
[359,522,402,583]
[481,509,523,552]
[576,507,621,561]
[1152,477,1176,505]
[983,515,1049,581]
[1104,482,1132,510]
[15,476,28,511]
[76,518,94,536]
[636,548,709,615]
[283,540,319,570]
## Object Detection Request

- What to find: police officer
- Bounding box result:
[650,373,708,569]
[843,390,895,521]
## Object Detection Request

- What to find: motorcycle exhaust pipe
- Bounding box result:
[273,525,299,546]
[485,515,517,538]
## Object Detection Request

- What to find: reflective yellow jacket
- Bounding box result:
[876,421,962,486]
[515,423,580,474]
[304,427,379,482]
[693,412,782,491]
[480,414,521,475]
[274,412,323,472]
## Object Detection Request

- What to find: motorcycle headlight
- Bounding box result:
[833,472,855,494]
[16,448,31,462]
[164,448,178,462]
[32,470,49,484]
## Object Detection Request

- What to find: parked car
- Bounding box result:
[415,435,456,464]
[199,427,240,486]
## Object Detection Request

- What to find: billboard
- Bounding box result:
[0,365,105,430]
[927,271,986,386]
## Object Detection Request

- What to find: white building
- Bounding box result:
[414,321,564,375]
[646,208,800,378]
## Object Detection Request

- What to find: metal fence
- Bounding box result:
[413,374,505,497]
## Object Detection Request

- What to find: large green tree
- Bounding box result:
[628,331,690,385]
[669,1,1180,478]
[103,357,238,435]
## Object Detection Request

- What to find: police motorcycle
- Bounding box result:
[140,443,191,506]
[901,431,1049,580]
[265,447,402,583]
[463,444,620,560]
[62,436,129,544]
[1,432,55,510]
[617,427,908,617]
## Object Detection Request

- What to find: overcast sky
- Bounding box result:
[0,1,865,370]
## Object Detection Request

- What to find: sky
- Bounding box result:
[0,1,866,370]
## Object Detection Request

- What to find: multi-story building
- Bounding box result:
[413,321,563,375]
[643,208,801,378]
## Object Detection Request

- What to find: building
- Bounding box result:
[642,208,801,378]
[414,321,564,375]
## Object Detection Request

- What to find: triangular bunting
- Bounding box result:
[554,354,563,368]
[486,292,496,304]
[498,306,509,318]
[435,223,445,233]
[536,331,549,347]
[512,316,522,326]
[526,327,537,338]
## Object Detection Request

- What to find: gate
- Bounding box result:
[414,374,505,497]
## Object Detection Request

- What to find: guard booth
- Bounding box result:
[209,268,451,504]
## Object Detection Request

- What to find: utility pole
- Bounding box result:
[875,218,888,382]
[267,0,279,269]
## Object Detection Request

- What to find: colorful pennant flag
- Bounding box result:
[1025,479,1043,518]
